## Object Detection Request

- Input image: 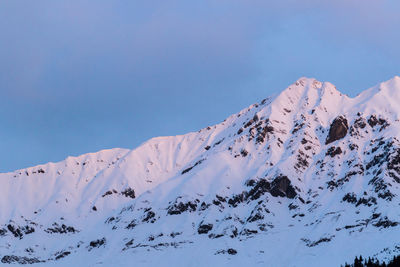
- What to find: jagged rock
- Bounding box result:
[368,115,389,130]
[227,192,246,207]
[1,255,43,264]
[213,138,224,147]
[326,146,343,157]
[142,209,156,223]
[342,193,357,204]
[45,223,77,234]
[227,248,237,255]
[240,149,248,157]
[349,143,358,150]
[102,189,118,198]
[269,175,297,199]
[302,236,334,247]
[5,224,34,239]
[354,117,367,129]
[355,196,377,207]
[167,199,198,215]
[373,217,398,228]
[125,239,134,248]
[126,220,137,229]
[121,187,135,199]
[0,228,6,236]
[89,238,106,248]
[198,223,213,234]
[247,179,270,201]
[181,159,205,174]
[55,251,71,260]
[7,224,23,238]
[325,116,348,144]
[247,209,264,222]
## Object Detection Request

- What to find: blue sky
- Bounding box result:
[1,0,399,172]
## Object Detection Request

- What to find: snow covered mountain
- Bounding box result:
[2,76,400,266]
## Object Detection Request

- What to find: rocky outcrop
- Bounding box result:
[1,255,43,264]
[198,223,213,234]
[326,116,348,144]
[269,175,297,199]
[121,187,135,199]
[89,238,106,248]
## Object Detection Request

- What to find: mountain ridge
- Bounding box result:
[1,76,400,266]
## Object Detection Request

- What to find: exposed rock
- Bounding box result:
[355,196,377,207]
[167,198,198,215]
[102,189,118,197]
[142,209,156,223]
[342,193,357,204]
[227,248,237,255]
[45,223,77,234]
[247,209,264,222]
[349,143,358,150]
[89,238,106,248]
[292,122,305,134]
[368,115,389,129]
[55,251,71,260]
[247,179,270,201]
[302,236,334,247]
[1,255,43,264]
[373,217,398,228]
[295,150,309,170]
[181,159,205,174]
[241,228,258,236]
[325,116,348,144]
[7,224,23,239]
[0,228,6,236]
[198,223,213,234]
[227,192,246,207]
[126,220,137,229]
[121,187,135,199]
[326,146,343,157]
[354,117,367,129]
[102,191,112,197]
[6,224,35,239]
[269,175,297,199]
[240,149,249,157]
[213,138,224,147]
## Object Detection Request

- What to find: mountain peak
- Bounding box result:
[267,77,346,124]
[380,75,400,90]
[2,77,400,266]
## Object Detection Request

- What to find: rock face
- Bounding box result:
[269,175,297,199]
[325,116,349,144]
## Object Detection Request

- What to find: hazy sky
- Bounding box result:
[1,1,399,172]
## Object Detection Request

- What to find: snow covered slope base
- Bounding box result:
[2,77,400,266]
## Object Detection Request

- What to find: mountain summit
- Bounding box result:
[2,77,400,266]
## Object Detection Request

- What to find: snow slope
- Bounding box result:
[2,76,400,266]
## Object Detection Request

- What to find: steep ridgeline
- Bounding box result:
[1,77,400,266]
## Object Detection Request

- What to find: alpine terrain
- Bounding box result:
[2,77,400,266]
